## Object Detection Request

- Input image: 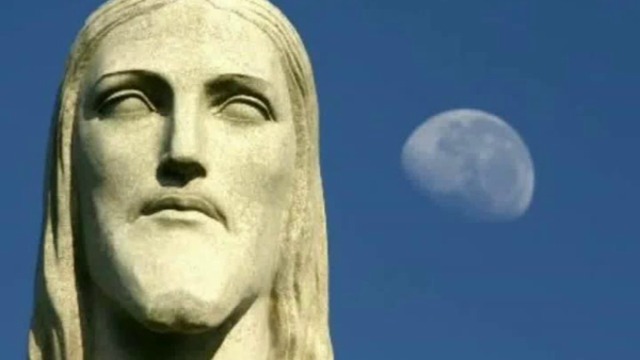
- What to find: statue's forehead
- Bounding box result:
[86,1,283,86]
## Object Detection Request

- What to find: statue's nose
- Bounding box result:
[157,99,207,186]
[168,98,201,159]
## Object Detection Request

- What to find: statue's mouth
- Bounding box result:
[141,194,226,227]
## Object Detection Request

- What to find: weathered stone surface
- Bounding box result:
[29,1,332,358]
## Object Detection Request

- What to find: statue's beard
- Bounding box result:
[88,254,259,337]
[134,290,227,334]
[80,221,279,341]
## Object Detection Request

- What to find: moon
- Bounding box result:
[401,109,534,221]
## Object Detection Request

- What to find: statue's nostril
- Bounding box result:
[157,158,206,187]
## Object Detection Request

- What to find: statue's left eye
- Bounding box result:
[98,90,156,118]
[218,96,272,122]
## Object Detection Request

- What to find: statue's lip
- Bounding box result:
[141,194,226,226]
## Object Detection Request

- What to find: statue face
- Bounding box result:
[73,1,296,333]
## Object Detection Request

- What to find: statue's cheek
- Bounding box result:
[76,114,164,176]
[213,121,296,201]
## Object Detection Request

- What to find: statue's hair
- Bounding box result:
[28,0,333,359]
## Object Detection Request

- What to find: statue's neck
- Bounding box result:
[90,290,273,360]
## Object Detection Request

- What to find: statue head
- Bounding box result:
[29,0,331,358]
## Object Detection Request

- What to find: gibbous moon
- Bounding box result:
[401,109,534,221]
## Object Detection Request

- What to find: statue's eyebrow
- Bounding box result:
[92,69,167,90]
[205,73,273,95]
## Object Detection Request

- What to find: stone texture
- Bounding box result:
[29,1,332,359]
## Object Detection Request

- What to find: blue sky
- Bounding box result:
[2,0,639,358]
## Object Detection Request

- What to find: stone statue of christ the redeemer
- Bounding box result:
[28,0,333,359]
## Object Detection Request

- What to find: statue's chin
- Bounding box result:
[136,291,230,334]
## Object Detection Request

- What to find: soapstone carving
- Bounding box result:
[29,0,332,358]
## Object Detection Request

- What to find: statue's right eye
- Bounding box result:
[97,90,156,118]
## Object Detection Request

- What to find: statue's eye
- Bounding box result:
[219,96,272,122]
[98,90,156,117]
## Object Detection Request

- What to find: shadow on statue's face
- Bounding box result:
[73,1,296,333]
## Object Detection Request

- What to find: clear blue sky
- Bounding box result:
[2,0,639,358]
